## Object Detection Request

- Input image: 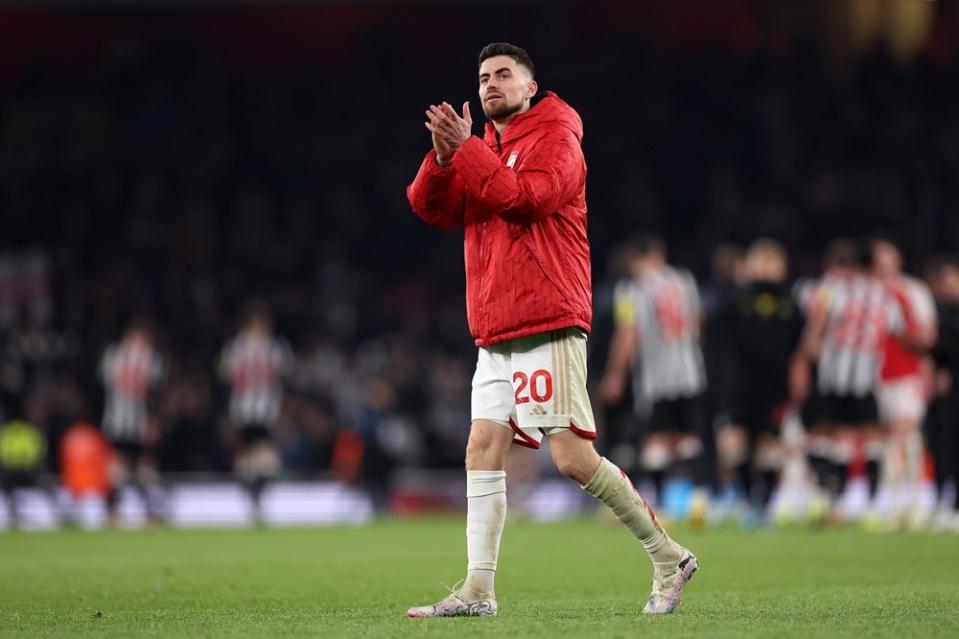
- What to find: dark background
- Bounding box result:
[1,0,957,481]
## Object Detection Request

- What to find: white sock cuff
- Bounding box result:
[467,470,507,498]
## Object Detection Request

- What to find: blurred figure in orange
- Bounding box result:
[60,420,113,501]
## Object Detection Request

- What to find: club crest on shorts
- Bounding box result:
[506,151,519,169]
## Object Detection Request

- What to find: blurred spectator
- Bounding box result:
[0,6,956,495]
[0,418,47,528]
[60,421,112,501]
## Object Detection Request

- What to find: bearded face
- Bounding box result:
[482,94,525,121]
[478,55,536,123]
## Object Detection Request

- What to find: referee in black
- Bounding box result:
[714,239,805,523]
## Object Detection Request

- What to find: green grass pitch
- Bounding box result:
[1,518,958,638]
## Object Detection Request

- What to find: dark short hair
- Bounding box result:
[478,42,535,78]
[856,237,875,269]
[625,232,665,259]
[241,299,273,330]
[823,238,857,269]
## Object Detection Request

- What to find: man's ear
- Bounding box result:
[527,80,538,99]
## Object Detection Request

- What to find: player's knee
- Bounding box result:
[550,452,588,484]
[465,421,513,470]
[464,439,481,470]
[465,436,499,470]
[549,432,601,483]
[551,451,573,478]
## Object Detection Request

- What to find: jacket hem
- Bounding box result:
[474,319,591,347]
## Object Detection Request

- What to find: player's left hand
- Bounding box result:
[426,101,472,150]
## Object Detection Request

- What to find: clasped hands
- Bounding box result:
[425,101,472,166]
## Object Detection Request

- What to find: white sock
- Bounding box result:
[904,430,924,510]
[583,457,682,569]
[883,435,908,517]
[463,470,507,598]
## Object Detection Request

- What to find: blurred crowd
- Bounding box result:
[1,6,958,526]
[598,234,959,532]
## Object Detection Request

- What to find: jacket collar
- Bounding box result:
[482,90,581,148]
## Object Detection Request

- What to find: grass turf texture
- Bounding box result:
[1,518,958,638]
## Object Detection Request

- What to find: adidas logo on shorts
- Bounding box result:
[530,405,548,416]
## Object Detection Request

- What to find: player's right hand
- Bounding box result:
[425,103,458,165]
[432,130,455,166]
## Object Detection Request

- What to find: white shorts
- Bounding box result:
[471,328,597,449]
[878,376,927,423]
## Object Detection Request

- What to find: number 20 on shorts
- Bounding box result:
[514,369,553,405]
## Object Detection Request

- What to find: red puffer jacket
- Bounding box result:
[406,91,592,347]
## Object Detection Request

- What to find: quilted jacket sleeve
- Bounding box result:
[451,128,583,225]
[406,150,466,231]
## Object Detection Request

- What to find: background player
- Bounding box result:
[99,318,164,523]
[871,237,937,528]
[795,239,859,317]
[406,43,697,618]
[796,242,901,521]
[220,302,292,521]
[601,234,709,514]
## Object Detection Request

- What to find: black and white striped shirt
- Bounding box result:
[814,275,902,397]
[100,339,163,441]
[221,333,292,428]
[614,265,707,402]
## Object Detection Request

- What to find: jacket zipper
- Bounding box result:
[482,136,504,337]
